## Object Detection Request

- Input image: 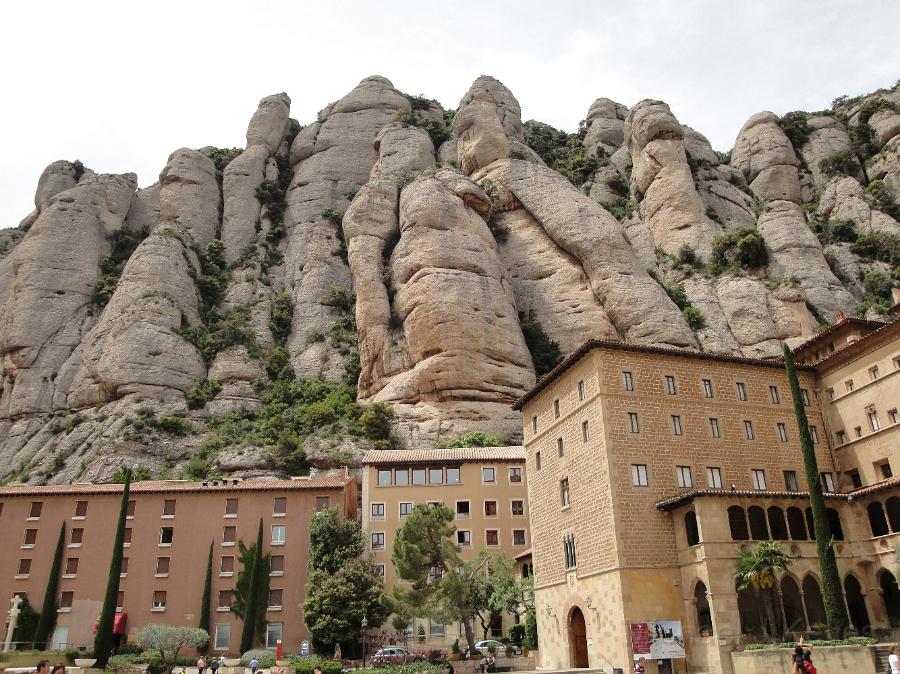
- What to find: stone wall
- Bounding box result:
[731,644,876,674]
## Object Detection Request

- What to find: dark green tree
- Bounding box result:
[239,520,265,652]
[12,595,41,646]
[308,507,365,575]
[232,535,270,645]
[198,541,213,652]
[33,521,65,648]
[94,467,131,667]
[783,344,850,637]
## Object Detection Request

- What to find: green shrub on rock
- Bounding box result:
[711,227,769,271]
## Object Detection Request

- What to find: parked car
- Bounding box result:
[463,640,520,659]
[370,647,419,665]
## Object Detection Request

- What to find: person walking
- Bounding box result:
[249,657,259,674]
[889,645,899,674]
[633,657,647,674]
[35,660,50,674]
[210,656,220,674]
[197,656,207,674]
[792,637,815,674]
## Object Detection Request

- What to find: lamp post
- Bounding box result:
[361,617,369,668]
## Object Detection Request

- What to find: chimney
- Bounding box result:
[835,310,845,322]
[892,287,900,305]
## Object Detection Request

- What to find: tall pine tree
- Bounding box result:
[783,344,849,636]
[34,521,65,648]
[239,520,264,653]
[199,541,213,652]
[94,467,131,667]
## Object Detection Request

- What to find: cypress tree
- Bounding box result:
[783,344,849,637]
[199,541,213,652]
[33,521,65,649]
[94,467,131,667]
[239,519,264,653]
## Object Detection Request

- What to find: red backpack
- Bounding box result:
[801,657,816,674]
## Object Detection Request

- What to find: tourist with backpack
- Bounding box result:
[792,637,815,674]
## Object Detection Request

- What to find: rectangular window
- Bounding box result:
[455,501,469,517]
[74,501,88,519]
[869,365,879,381]
[702,379,714,398]
[482,467,496,484]
[430,621,445,637]
[581,420,589,442]
[268,589,283,609]
[784,470,798,491]
[159,527,173,545]
[155,557,170,576]
[511,499,525,516]
[671,415,683,436]
[631,464,649,487]
[889,409,899,425]
[846,379,854,392]
[270,555,284,576]
[848,470,862,489]
[120,557,129,576]
[217,590,233,610]
[513,530,527,546]
[126,500,136,518]
[665,375,677,395]
[880,462,893,479]
[827,388,835,401]
[17,559,31,576]
[855,426,863,438]
[560,478,570,506]
[769,385,780,404]
[709,417,721,438]
[394,469,409,486]
[374,564,385,578]
[553,399,560,418]
[70,528,84,547]
[152,590,167,610]
[531,416,537,434]
[821,472,835,492]
[23,528,37,547]
[123,528,132,546]
[744,420,755,440]
[557,437,564,457]
[563,534,577,570]
[751,469,767,490]
[64,557,78,576]
[371,532,385,549]
[271,525,286,545]
[162,500,176,517]
[508,467,523,483]
[315,496,330,511]
[412,468,427,485]
[116,591,125,611]
[777,422,788,442]
[223,526,236,545]
[59,591,73,610]
[628,412,640,433]
[800,389,810,406]
[484,500,498,517]
[377,469,392,486]
[273,497,287,516]
[623,371,634,391]
[736,382,747,401]
[676,466,693,488]
[429,468,444,485]
[224,498,238,517]
[485,530,499,546]
[371,503,385,519]
[706,467,722,489]
[265,623,283,650]
[220,556,234,575]
[577,380,585,401]
[28,501,42,519]
[214,624,231,651]
[836,430,847,444]
[868,410,880,431]
[457,530,471,547]
[809,425,819,443]
[535,452,541,470]
[446,467,461,484]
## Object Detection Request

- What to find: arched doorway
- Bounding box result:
[844,575,870,632]
[568,607,589,668]
[879,570,900,625]
[802,575,827,629]
[781,576,806,633]
[694,581,712,635]
[886,497,900,532]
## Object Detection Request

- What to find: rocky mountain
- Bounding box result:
[1,76,898,484]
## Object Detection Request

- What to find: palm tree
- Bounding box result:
[736,542,792,641]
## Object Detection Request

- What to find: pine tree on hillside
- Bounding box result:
[33,521,65,648]
[94,467,131,667]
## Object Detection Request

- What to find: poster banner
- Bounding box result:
[630,621,685,660]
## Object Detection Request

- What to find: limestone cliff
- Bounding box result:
[1,77,898,484]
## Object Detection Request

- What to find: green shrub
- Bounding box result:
[819,150,857,177]
[711,227,768,271]
[435,431,503,448]
[360,402,394,441]
[321,209,343,226]
[863,270,895,301]
[523,119,604,187]
[604,173,629,197]
[682,306,706,330]
[264,346,293,382]
[848,98,899,159]
[518,310,563,376]
[599,197,635,221]
[287,656,343,674]
[850,232,900,266]
[867,179,900,220]
[185,379,222,410]
[92,274,119,307]
[396,108,451,150]
[270,292,294,346]
[777,111,812,148]
[322,286,354,311]
[241,650,276,668]
[180,303,260,365]
[705,206,723,225]
[812,218,857,245]
[674,244,702,268]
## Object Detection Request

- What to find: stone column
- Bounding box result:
[3,594,23,652]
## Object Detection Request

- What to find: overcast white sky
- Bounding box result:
[2,0,898,227]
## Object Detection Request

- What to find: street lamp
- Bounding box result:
[361,617,369,668]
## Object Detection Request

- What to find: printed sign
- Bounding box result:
[301,640,310,656]
[630,621,685,660]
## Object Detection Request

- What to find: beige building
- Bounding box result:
[514,337,900,674]
[0,475,356,654]
[360,448,528,647]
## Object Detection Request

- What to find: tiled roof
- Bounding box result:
[808,317,900,370]
[790,316,887,358]
[512,339,814,410]
[845,476,900,499]
[656,487,847,511]
[514,548,532,560]
[361,447,526,465]
[0,476,350,498]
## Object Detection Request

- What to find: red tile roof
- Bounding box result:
[362,447,525,465]
[789,316,887,359]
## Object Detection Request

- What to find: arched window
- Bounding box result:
[826,508,844,540]
[728,506,749,540]
[787,507,807,540]
[781,576,806,632]
[868,502,889,537]
[768,506,789,540]
[805,508,816,540]
[844,574,870,631]
[802,575,827,628]
[879,569,900,625]
[685,511,700,546]
[748,506,769,540]
[694,581,712,635]
[885,497,900,532]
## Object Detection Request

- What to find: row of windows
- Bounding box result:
[370,498,525,520]
[371,528,528,550]
[376,466,522,487]
[834,407,899,445]
[847,461,894,489]
[625,464,834,492]
[19,524,289,549]
[622,412,818,443]
[213,621,283,650]
[826,357,900,399]
[40,587,286,614]
[721,505,844,543]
